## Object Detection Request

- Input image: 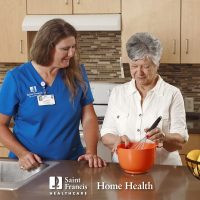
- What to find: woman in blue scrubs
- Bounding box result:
[0,18,106,170]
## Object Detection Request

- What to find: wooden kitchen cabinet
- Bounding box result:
[122,0,200,64]
[0,0,27,62]
[27,0,73,14]
[122,0,180,63]
[181,0,200,63]
[73,0,121,14]
[27,0,121,14]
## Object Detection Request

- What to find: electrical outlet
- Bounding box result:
[184,97,194,112]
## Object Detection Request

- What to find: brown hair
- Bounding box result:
[30,18,86,99]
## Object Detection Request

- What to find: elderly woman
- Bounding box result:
[0,18,106,170]
[101,32,188,165]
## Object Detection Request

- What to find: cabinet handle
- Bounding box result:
[76,0,80,4]
[20,40,23,54]
[65,0,68,4]
[172,39,176,54]
[185,39,189,54]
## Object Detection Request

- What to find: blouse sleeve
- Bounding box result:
[100,87,120,137]
[169,89,189,141]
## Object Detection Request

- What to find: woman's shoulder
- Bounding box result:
[110,81,132,100]
[163,81,180,91]
[112,81,130,93]
[108,82,132,111]
[8,61,31,76]
[161,79,182,95]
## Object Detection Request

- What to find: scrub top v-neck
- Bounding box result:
[0,61,94,160]
[30,62,59,90]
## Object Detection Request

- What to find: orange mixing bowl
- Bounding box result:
[117,142,156,174]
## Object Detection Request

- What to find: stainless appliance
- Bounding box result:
[80,81,119,162]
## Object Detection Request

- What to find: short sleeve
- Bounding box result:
[80,64,94,107]
[170,89,189,141]
[0,71,19,116]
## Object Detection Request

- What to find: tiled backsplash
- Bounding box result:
[0,31,200,112]
[78,31,122,81]
[158,64,200,112]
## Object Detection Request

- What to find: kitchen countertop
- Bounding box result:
[0,160,199,200]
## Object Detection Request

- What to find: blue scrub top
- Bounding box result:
[0,62,94,160]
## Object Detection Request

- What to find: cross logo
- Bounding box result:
[49,176,63,190]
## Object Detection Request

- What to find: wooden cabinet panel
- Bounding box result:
[122,0,200,64]
[73,0,121,14]
[27,0,120,14]
[27,0,72,14]
[122,0,180,63]
[181,0,200,63]
[0,0,27,62]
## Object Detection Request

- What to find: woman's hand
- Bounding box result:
[112,135,131,152]
[18,151,43,170]
[78,153,107,168]
[146,127,166,147]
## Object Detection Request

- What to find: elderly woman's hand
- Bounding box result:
[146,127,166,147]
[112,135,131,152]
[78,153,107,168]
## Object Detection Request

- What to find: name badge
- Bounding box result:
[37,95,55,106]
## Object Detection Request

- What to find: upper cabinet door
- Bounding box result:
[73,0,121,14]
[181,0,200,63]
[27,0,120,15]
[122,0,180,64]
[0,0,27,62]
[27,0,73,14]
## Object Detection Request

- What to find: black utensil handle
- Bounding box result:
[147,116,162,132]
